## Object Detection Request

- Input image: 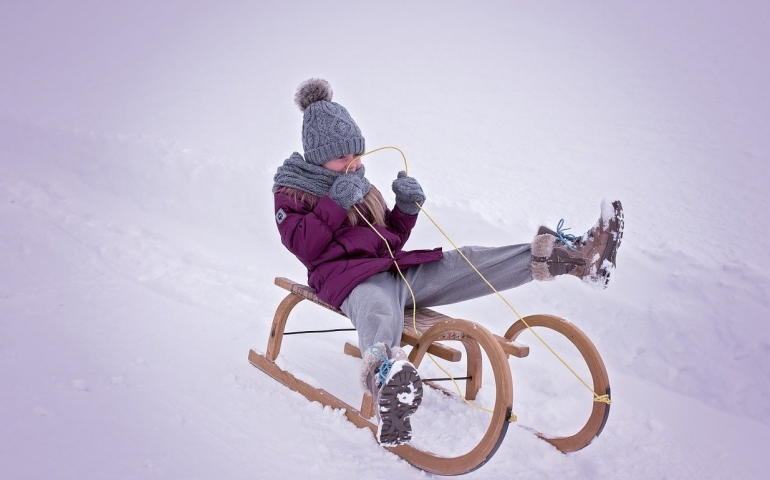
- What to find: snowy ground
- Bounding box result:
[2,1,769,479]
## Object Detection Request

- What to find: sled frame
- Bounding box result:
[248,277,611,475]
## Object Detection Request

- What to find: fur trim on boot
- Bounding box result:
[360,344,409,393]
[360,343,388,393]
[531,234,556,281]
[359,342,409,394]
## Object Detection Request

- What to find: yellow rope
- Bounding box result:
[347,147,610,419]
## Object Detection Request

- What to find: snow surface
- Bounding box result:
[1,1,769,478]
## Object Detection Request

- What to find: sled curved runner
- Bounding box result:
[505,315,611,452]
[248,277,610,475]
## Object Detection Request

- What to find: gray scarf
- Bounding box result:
[272,152,371,198]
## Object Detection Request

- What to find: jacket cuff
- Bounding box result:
[390,205,418,231]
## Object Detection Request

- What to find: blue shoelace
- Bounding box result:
[371,345,393,386]
[556,219,580,252]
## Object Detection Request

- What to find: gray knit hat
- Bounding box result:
[294,78,366,166]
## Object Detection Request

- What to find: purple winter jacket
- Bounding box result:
[274,191,443,308]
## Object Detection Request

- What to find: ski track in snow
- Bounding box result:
[2,1,769,479]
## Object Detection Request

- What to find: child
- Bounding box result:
[272,78,624,446]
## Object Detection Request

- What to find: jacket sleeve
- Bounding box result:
[275,193,348,262]
[386,205,419,248]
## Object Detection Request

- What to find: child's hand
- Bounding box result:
[330,173,366,210]
[392,171,426,215]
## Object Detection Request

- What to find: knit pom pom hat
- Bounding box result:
[295,78,366,166]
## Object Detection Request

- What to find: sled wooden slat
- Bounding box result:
[494,334,529,358]
[274,276,345,312]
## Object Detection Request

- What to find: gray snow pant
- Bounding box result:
[340,244,533,356]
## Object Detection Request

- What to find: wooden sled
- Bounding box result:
[248,277,611,476]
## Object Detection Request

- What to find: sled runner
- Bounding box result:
[248,277,611,476]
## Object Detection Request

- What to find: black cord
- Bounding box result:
[283,328,357,336]
[423,376,472,382]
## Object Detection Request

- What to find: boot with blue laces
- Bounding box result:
[531,200,624,289]
[363,344,423,446]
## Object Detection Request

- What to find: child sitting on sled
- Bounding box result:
[272,78,624,446]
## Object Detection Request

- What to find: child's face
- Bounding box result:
[323,154,362,173]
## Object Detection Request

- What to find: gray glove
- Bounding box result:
[392,171,425,215]
[329,173,365,210]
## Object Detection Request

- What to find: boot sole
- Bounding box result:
[377,364,423,446]
[597,200,624,287]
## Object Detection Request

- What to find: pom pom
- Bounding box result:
[294,78,333,112]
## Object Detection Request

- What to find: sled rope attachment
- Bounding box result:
[349,147,611,409]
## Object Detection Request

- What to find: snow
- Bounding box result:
[599,199,615,227]
[1,1,769,478]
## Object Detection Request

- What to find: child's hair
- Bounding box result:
[275,185,389,227]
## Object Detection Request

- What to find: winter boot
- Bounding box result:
[362,344,423,446]
[531,200,624,289]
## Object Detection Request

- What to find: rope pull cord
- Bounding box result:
[344,147,611,412]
